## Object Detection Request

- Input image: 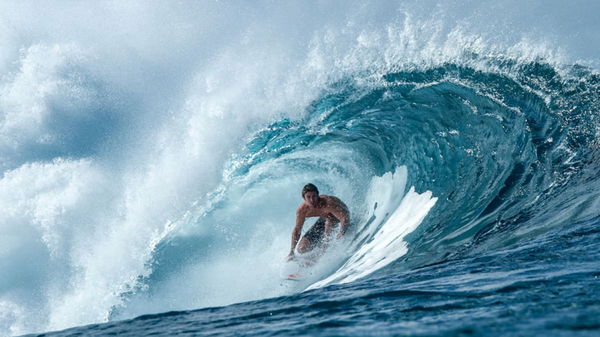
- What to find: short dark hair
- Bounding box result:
[302,183,319,198]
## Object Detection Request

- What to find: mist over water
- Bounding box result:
[1,1,599,336]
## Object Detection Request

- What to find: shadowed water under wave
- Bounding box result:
[27,216,600,336]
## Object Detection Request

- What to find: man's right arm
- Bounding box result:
[289,208,305,259]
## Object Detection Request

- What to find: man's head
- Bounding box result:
[302,183,319,207]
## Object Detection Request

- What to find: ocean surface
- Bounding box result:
[1,1,599,336]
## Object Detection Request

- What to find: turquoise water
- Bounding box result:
[2,1,600,336]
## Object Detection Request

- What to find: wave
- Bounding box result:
[111,57,600,321]
[1,1,600,336]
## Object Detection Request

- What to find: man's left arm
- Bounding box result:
[330,203,350,238]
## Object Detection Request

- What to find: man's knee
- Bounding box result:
[297,238,310,254]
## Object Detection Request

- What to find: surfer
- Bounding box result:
[287,183,350,261]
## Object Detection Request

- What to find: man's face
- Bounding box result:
[304,191,319,207]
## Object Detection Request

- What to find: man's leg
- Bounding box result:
[296,237,312,254]
[296,218,326,254]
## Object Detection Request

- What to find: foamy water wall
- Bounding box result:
[0,2,328,334]
[1,1,599,335]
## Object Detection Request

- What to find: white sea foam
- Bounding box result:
[307,167,437,290]
[0,1,598,335]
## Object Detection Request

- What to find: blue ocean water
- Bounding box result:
[1,1,600,336]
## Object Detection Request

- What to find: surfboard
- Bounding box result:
[281,260,302,281]
[280,257,311,281]
[284,272,303,281]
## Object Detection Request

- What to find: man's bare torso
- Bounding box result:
[288,189,350,260]
[298,195,348,222]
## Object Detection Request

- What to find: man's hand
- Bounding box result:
[336,231,345,239]
[287,252,295,261]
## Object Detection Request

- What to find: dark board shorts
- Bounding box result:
[303,217,326,244]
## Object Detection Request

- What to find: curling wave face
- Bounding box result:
[113,59,600,320]
[1,1,600,336]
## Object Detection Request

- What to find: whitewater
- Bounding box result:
[1,1,599,336]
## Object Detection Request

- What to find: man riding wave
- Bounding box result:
[288,183,350,261]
